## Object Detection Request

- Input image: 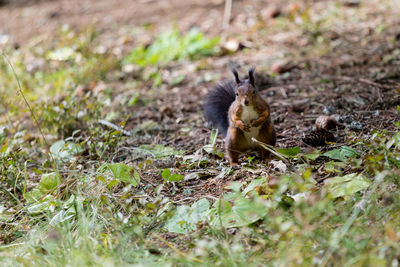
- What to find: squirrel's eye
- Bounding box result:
[235,93,239,96]
[253,90,256,94]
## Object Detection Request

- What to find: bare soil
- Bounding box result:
[1,0,399,204]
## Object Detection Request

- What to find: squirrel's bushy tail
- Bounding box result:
[203,80,236,137]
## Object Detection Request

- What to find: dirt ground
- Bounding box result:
[1,0,400,203]
[1,0,254,44]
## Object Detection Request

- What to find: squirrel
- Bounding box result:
[203,67,276,166]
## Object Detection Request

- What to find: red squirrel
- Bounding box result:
[204,67,276,165]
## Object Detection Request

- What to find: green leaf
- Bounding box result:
[215,167,233,179]
[225,182,243,192]
[162,168,184,182]
[122,28,219,86]
[98,163,140,186]
[40,173,61,191]
[26,196,58,214]
[128,93,140,106]
[323,161,346,173]
[202,129,224,158]
[49,195,79,225]
[324,173,371,198]
[303,150,321,161]
[276,147,300,158]
[138,144,184,159]
[183,172,200,181]
[203,129,217,153]
[25,172,61,203]
[165,199,210,234]
[209,197,268,228]
[107,180,120,189]
[152,72,163,86]
[302,168,313,180]
[161,168,171,179]
[170,75,185,85]
[0,139,8,153]
[50,140,83,162]
[242,177,267,195]
[323,146,359,161]
[123,28,219,67]
[190,199,211,222]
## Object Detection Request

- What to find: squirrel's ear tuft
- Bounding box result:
[248,67,255,87]
[231,68,240,84]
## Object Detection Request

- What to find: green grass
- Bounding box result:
[123,28,220,67]
[1,10,400,266]
[122,28,220,86]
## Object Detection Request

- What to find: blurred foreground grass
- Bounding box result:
[1,3,400,266]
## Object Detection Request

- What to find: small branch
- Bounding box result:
[251,138,289,163]
[1,50,57,170]
[98,119,132,136]
[0,242,26,250]
[358,77,393,89]
[222,0,232,30]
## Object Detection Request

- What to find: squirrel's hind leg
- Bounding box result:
[260,148,272,161]
[226,149,240,166]
[225,126,245,166]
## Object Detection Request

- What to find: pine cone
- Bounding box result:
[302,129,335,147]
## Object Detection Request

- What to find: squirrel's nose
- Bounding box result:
[244,100,249,105]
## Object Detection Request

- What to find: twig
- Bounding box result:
[1,50,57,168]
[0,242,26,250]
[358,77,393,89]
[222,0,232,30]
[98,119,132,136]
[251,138,291,165]
[375,87,383,102]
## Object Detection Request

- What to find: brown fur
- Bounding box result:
[225,69,276,165]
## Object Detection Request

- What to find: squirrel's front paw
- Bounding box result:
[236,121,250,132]
[241,124,251,132]
[251,119,263,127]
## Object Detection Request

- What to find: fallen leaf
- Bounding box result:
[324,173,370,198]
[271,160,287,172]
[323,146,359,161]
